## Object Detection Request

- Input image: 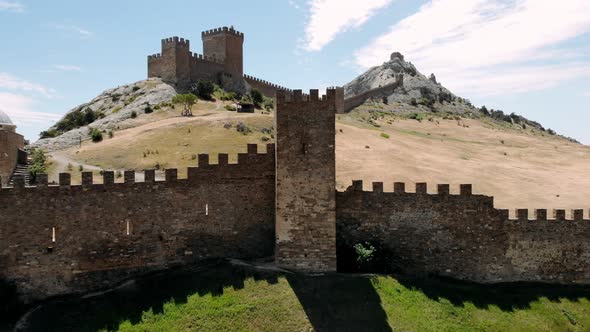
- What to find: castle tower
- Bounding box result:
[147,37,191,88]
[202,26,244,79]
[274,89,340,272]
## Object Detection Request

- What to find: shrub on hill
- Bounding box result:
[191,80,215,100]
[89,128,103,142]
[53,107,100,133]
[250,89,263,107]
[27,148,48,183]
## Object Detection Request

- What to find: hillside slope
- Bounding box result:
[41,100,590,211]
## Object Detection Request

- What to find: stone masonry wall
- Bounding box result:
[0,144,276,303]
[343,76,403,112]
[244,75,291,98]
[0,129,24,186]
[337,180,590,284]
[274,89,337,272]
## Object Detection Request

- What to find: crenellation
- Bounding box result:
[415,182,427,194]
[124,170,135,184]
[103,171,115,185]
[198,154,210,168]
[37,174,48,187]
[82,172,93,186]
[573,209,584,221]
[554,209,566,221]
[517,208,529,221]
[460,184,472,195]
[144,169,156,182]
[394,182,405,193]
[437,184,450,195]
[535,208,548,221]
[59,173,71,187]
[165,168,178,182]
[372,181,384,193]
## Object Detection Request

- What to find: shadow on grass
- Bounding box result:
[396,275,590,311]
[13,259,279,332]
[286,274,392,332]
[9,259,590,332]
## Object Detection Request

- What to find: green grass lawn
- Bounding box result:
[18,261,590,332]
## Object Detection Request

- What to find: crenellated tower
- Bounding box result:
[147,37,191,88]
[202,26,244,79]
[274,88,340,272]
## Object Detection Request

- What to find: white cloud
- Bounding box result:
[0,73,57,98]
[53,65,82,72]
[50,23,92,38]
[288,0,301,10]
[353,0,590,96]
[0,92,60,124]
[0,1,24,12]
[584,91,590,97]
[302,0,393,51]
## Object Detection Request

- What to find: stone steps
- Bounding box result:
[8,161,32,187]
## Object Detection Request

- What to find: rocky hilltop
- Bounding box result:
[344,52,471,113]
[31,78,176,152]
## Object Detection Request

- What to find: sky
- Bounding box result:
[0,0,589,144]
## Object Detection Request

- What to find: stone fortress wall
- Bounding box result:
[337,181,590,284]
[2,92,590,304]
[0,144,275,302]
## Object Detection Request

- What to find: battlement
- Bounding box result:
[147,53,163,61]
[191,52,224,64]
[161,36,190,48]
[342,180,590,222]
[244,74,291,92]
[0,143,274,192]
[508,208,590,222]
[346,180,476,196]
[275,88,341,105]
[202,26,244,39]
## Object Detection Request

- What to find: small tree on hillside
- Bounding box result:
[28,149,48,183]
[249,89,263,107]
[191,80,215,100]
[172,93,198,116]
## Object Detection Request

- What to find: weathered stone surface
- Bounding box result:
[0,144,275,303]
[337,182,590,284]
[274,89,338,272]
[31,78,176,152]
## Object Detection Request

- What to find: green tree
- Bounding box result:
[28,149,48,183]
[172,93,198,116]
[191,80,215,100]
[250,89,263,107]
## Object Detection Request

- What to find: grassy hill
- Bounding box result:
[17,261,590,332]
[44,97,590,211]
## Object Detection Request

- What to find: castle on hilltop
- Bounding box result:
[1,30,590,305]
[147,26,292,96]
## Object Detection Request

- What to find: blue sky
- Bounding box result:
[1,0,589,144]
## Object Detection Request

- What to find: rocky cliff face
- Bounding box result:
[344,52,459,108]
[31,78,176,152]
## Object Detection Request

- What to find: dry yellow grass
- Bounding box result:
[49,101,590,212]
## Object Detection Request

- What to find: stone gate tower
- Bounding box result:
[274,89,338,272]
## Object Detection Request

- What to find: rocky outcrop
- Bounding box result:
[344,52,459,110]
[31,78,176,152]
